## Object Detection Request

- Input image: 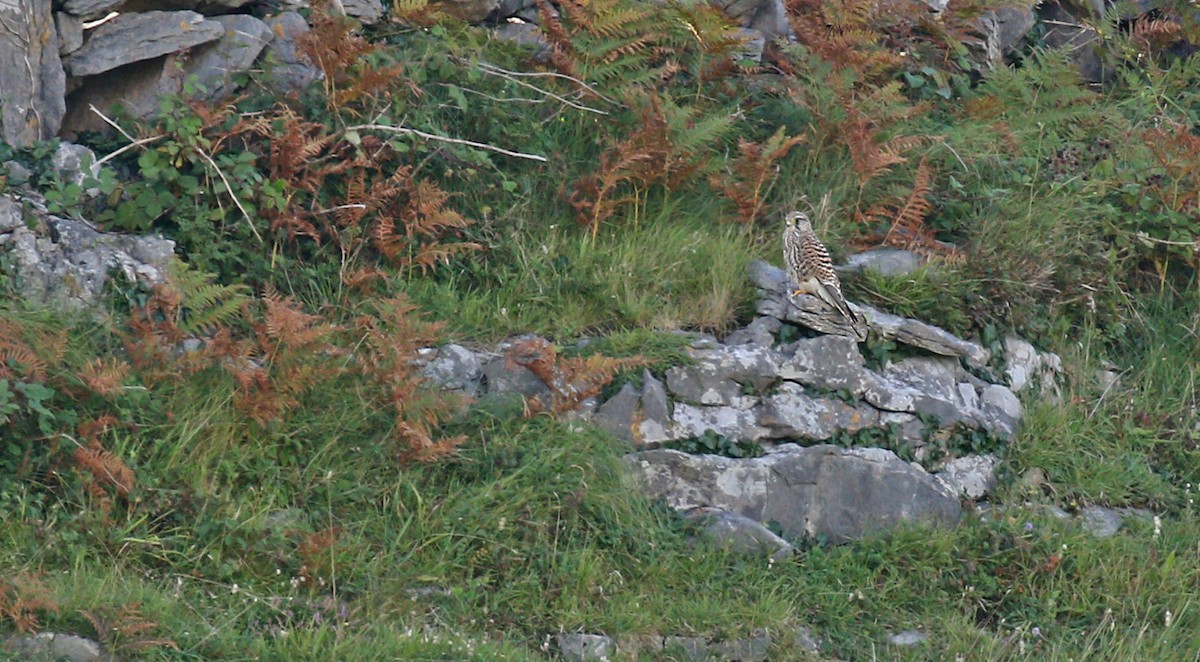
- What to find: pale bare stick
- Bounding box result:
[193,145,265,243]
[88,103,138,143]
[342,124,548,162]
[95,135,166,167]
[472,60,620,106]
[470,62,611,115]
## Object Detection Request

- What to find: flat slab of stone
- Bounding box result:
[64,11,224,77]
[626,445,961,544]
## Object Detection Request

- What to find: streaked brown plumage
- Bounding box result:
[783,210,866,338]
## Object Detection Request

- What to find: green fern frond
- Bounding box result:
[166,262,251,335]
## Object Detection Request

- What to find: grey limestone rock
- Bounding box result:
[888,630,928,646]
[0,0,66,147]
[1003,334,1062,397]
[50,142,100,191]
[626,445,961,544]
[63,11,224,77]
[684,506,795,563]
[595,381,640,443]
[56,11,85,55]
[261,11,323,92]
[260,0,385,24]
[670,402,766,441]
[60,0,124,18]
[710,635,771,661]
[3,632,110,662]
[935,454,999,499]
[1080,505,1123,539]
[637,370,673,445]
[421,344,482,396]
[759,383,879,441]
[557,633,613,661]
[186,14,275,101]
[0,194,175,310]
[480,353,552,403]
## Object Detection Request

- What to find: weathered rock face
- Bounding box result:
[0,192,175,309]
[63,11,225,77]
[261,11,323,93]
[0,0,66,147]
[187,14,276,101]
[626,446,962,544]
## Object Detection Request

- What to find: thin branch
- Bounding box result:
[473,60,620,106]
[470,60,613,114]
[342,124,548,162]
[88,104,138,143]
[193,146,265,243]
[95,135,166,167]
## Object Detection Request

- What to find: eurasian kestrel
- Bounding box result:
[783,210,866,338]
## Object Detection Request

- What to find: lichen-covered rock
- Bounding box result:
[421,344,482,396]
[626,445,961,544]
[1003,334,1062,397]
[671,402,766,441]
[557,633,613,661]
[0,194,175,310]
[759,383,879,440]
[269,0,385,24]
[0,0,66,147]
[3,632,108,662]
[935,454,999,499]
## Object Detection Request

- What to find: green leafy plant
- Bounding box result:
[665,429,765,458]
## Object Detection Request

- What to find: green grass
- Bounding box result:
[6,295,1200,660]
[10,8,1200,661]
[406,212,760,342]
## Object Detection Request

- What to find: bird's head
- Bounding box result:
[784,211,812,231]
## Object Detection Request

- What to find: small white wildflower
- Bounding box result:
[231,583,240,594]
[498,517,506,531]
[1166,610,1173,627]
[1154,516,1162,539]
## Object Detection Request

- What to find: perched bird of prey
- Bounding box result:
[783,210,867,338]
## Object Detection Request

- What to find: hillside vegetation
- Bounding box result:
[3,0,1200,659]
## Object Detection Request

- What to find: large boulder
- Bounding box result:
[626,445,962,543]
[0,193,175,310]
[62,11,225,77]
[0,1,66,147]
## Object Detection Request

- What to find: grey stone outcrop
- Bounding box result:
[0,193,174,309]
[626,446,962,544]
[63,11,225,77]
